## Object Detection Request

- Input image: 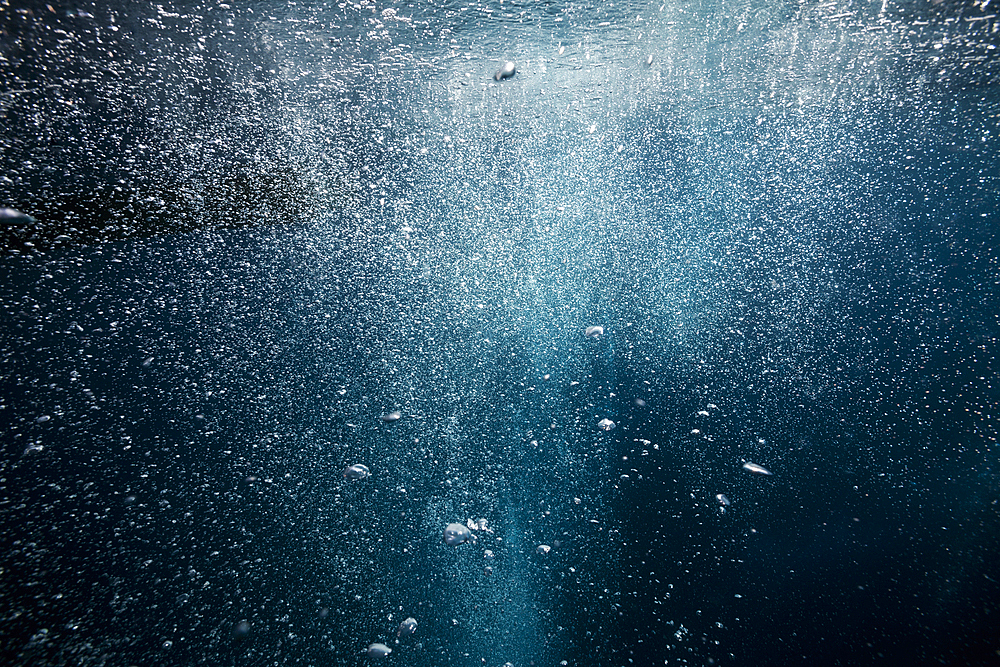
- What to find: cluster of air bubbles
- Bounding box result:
[329,321,617,654]
[715,494,731,514]
[443,517,496,547]
[681,403,775,518]
[367,614,418,659]
[6,1,989,664]
[466,517,493,533]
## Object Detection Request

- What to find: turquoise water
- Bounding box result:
[1,1,998,665]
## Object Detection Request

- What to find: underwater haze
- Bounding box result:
[1,0,998,665]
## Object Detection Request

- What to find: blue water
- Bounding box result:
[1,1,998,666]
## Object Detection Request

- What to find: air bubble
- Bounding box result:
[0,207,37,224]
[742,462,772,476]
[443,522,471,546]
[494,61,516,81]
[343,464,371,480]
[367,643,392,658]
[397,617,417,636]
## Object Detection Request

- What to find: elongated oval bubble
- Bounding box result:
[367,643,392,659]
[343,464,371,480]
[742,462,773,476]
[0,207,37,224]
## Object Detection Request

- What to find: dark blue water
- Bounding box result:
[2,1,999,666]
